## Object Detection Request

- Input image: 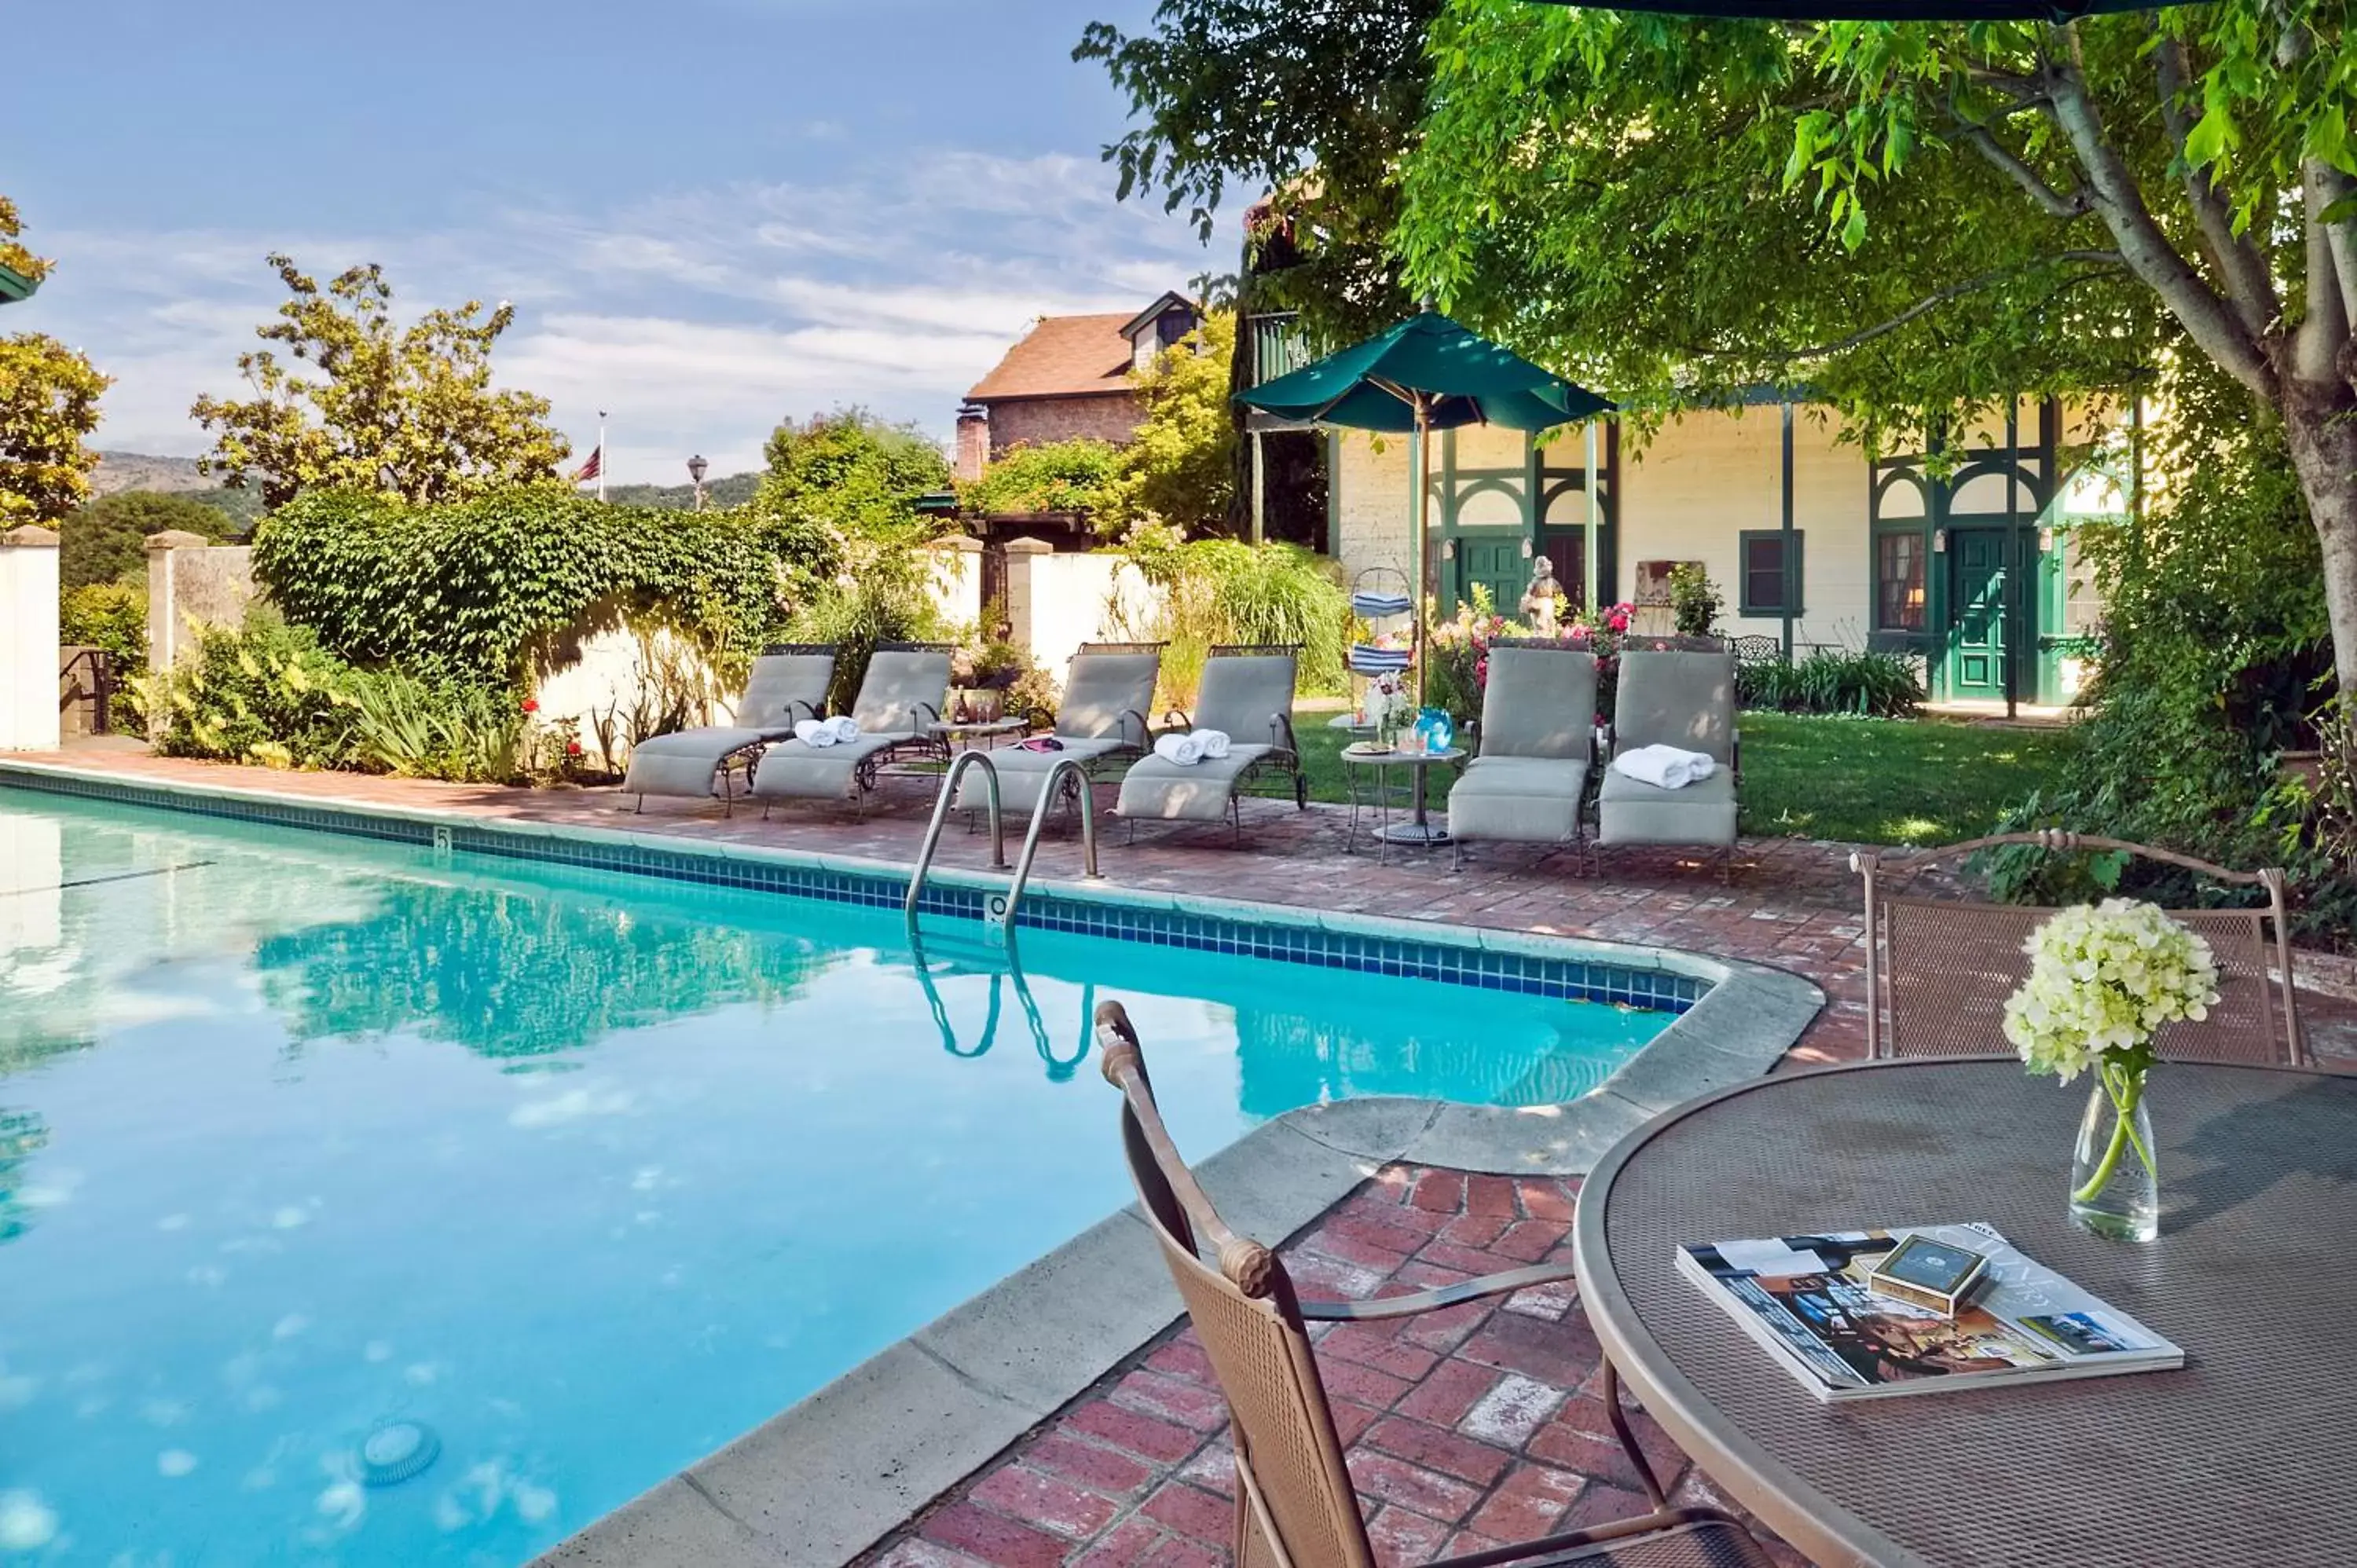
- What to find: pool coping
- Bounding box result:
[0,757,1823,1566]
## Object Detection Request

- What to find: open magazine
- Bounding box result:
[1677,1223,2183,1402]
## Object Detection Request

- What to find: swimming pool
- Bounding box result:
[0,783,1687,1566]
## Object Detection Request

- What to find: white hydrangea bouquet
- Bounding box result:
[2003,898,2220,1239]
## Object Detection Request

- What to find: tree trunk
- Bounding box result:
[2282,382,2357,702]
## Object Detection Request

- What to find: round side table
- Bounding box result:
[1340,746,1464,863]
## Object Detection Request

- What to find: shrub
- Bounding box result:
[62,489,237,589]
[254,488,819,687]
[958,439,1121,518]
[345,669,528,784]
[783,526,950,712]
[1118,526,1349,705]
[1739,649,1924,717]
[59,581,149,723]
[757,408,951,534]
[1668,563,1722,637]
[1982,358,2348,947]
[148,610,362,770]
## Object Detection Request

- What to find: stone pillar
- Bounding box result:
[143,529,221,677]
[999,536,1051,653]
[0,524,62,751]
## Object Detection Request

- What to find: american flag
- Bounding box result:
[567,446,603,485]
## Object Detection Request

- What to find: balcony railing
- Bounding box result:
[1246,312,1313,387]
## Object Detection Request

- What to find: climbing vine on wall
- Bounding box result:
[253,489,834,686]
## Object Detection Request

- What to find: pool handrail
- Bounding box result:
[907,751,1008,921]
[995,756,1102,937]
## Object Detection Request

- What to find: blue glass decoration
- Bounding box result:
[1415,707,1453,753]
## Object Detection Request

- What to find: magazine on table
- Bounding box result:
[1676,1222,2183,1402]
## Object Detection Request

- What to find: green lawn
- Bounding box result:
[1287,711,2074,848]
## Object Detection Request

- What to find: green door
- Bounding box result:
[1943,526,2028,699]
[1453,533,1528,617]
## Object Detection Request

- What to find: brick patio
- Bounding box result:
[860,1163,1811,1568]
[8,747,2352,1566]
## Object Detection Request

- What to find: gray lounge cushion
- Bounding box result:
[622,727,775,800]
[1116,744,1272,821]
[849,647,954,733]
[1596,766,1738,847]
[1611,650,1736,762]
[618,650,837,800]
[955,737,1130,813]
[1448,755,1592,844]
[1479,647,1597,760]
[1190,653,1297,746]
[734,651,837,732]
[1054,650,1161,742]
[748,732,904,801]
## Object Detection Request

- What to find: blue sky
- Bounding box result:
[2,0,1222,482]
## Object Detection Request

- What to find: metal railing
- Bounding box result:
[989,757,1102,939]
[58,647,117,735]
[1247,312,1311,387]
[905,752,1008,921]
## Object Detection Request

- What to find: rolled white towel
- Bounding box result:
[793,719,835,747]
[1191,728,1231,760]
[827,715,860,742]
[1153,732,1209,767]
[1612,744,1695,790]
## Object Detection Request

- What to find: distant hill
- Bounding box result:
[90,452,263,527]
[603,471,762,511]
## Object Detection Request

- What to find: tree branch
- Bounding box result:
[1737,251,2125,362]
[2316,163,2357,356]
[1956,120,2091,219]
[2154,36,2278,340]
[2043,55,2276,401]
[2297,159,2353,387]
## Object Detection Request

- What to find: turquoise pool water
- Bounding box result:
[0,788,1666,1566]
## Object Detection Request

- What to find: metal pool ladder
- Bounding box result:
[904,753,1102,943]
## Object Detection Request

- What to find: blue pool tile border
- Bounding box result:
[0,766,1703,1013]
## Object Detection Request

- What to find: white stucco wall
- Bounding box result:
[1019,551,1162,682]
[928,541,982,632]
[530,626,729,769]
[1,529,61,751]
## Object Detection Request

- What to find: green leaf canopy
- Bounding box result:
[1235,309,1611,432]
[1520,1,2181,16]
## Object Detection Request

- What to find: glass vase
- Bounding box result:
[2069,1064,2158,1242]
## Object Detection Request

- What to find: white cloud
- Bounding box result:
[28,150,1219,482]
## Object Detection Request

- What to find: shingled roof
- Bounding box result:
[966,312,1136,402]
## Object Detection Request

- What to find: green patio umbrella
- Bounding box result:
[1237,309,1611,706]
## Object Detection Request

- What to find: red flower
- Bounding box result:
[566,740,584,756]
[521,698,540,714]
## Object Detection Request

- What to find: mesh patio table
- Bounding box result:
[1572,1057,2357,1568]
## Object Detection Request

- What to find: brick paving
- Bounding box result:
[860,1165,1811,1568]
[12,747,2354,1566]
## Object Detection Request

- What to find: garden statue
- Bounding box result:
[1519,555,1561,636]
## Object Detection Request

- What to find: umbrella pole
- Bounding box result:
[1412,397,1430,710]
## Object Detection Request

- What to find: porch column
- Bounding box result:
[1780,400,1796,661]
[1000,537,1053,661]
[0,525,62,751]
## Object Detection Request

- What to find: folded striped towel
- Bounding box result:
[1349,644,1413,674]
[1351,592,1414,619]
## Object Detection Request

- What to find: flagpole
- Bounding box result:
[596,411,608,502]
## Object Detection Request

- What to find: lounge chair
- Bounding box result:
[1447,643,1598,871]
[1114,644,1306,836]
[1094,998,1777,1568]
[746,642,953,813]
[620,643,838,814]
[953,642,1162,819]
[1853,831,2305,1064]
[1596,649,1739,877]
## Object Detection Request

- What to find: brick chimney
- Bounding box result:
[955,404,990,482]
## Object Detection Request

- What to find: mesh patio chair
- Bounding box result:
[1596,650,1739,881]
[1853,830,2305,1065]
[747,642,955,815]
[1096,999,1777,1568]
[1449,643,1599,873]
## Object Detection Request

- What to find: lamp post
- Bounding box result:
[687,453,709,512]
